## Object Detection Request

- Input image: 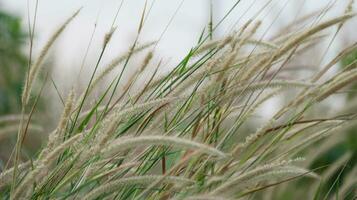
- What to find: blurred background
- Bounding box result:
[1,0,355,77]
[1,0,356,116]
[0,0,356,198]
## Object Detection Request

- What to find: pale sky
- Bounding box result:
[1,0,353,86]
[1,0,354,117]
[2,1,345,66]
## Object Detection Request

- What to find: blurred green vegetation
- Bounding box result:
[342,48,357,99]
[339,47,357,164]
[310,48,357,199]
[0,9,27,114]
[341,47,357,172]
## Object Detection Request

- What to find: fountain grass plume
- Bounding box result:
[22,9,81,105]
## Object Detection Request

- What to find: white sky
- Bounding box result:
[2,1,345,67]
[1,0,354,118]
[0,0,353,87]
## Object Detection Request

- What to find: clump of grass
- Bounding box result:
[1,1,357,199]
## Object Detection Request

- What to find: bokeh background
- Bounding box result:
[2,0,357,117]
[2,0,356,77]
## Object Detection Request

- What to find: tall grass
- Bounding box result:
[0,1,357,199]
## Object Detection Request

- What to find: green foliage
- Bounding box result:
[341,48,357,99]
[0,9,27,114]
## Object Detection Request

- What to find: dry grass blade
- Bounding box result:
[102,135,227,159]
[82,175,194,200]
